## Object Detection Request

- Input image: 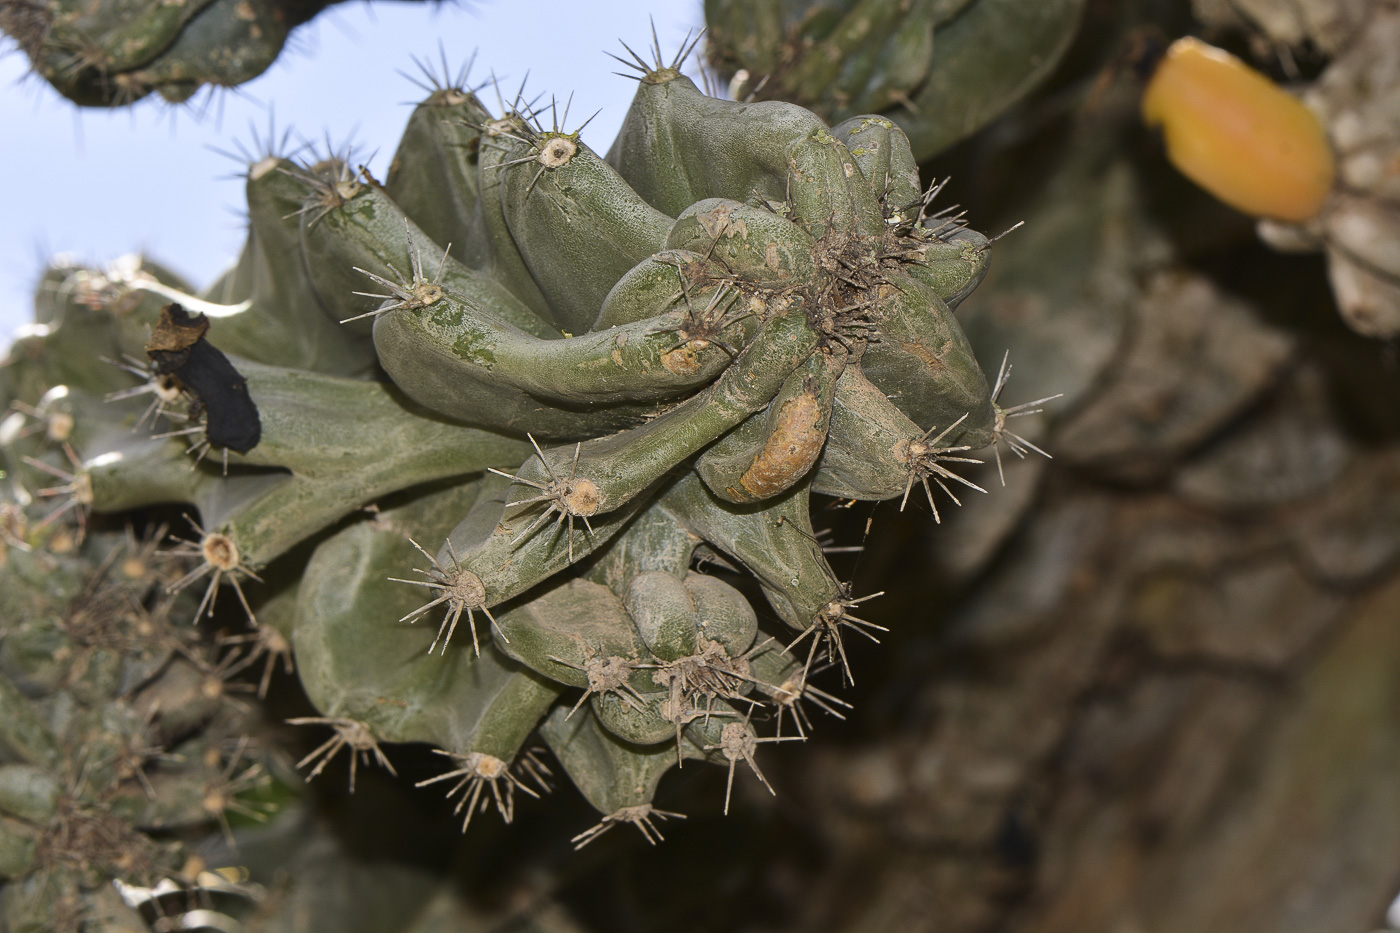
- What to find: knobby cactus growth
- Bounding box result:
[0,0,332,106]
[0,0,1082,121]
[704,0,1087,161]
[1,36,1046,910]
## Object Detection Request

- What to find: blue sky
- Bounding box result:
[0,1,703,339]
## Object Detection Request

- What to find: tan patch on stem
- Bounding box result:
[698,203,748,240]
[739,392,825,498]
[562,478,602,517]
[661,345,702,375]
[899,339,948,372]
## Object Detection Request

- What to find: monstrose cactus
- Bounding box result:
[1,0,1085,140]
[1,39,1038,903]
[704,0,1086,160]
[0,0,332,106]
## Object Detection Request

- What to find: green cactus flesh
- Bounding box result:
[0,46,1036,874]
[704,0,1087,161]
[0,0,325,106]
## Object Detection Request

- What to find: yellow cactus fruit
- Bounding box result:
[1142,36,1335,223]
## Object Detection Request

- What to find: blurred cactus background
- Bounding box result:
[4,1,1400,932]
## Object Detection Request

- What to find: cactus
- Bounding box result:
[0,0,333,106]
[0,515,294,930]
[704,0,1087,160]
[1,34,1039,898]
[13,4,1400,931]
[3,0,1084,156]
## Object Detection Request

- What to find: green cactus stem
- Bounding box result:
[1,33,1053,860]
[705,0,1087,161]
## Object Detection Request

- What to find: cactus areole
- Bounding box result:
[1,43,1045,851]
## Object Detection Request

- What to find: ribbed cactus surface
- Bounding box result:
[0,0,327,105]
[704,0,1086,160]
[1,42,1030,918]
[0,518,283,930]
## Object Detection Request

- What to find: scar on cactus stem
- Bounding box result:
[287,717,396,793]
[572,803,687,849]
[167,518,262,625]
[416,749,552,833]
[391,537,501,655]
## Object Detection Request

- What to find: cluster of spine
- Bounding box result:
[1,41,1035,854]
[703,0,1086,160]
